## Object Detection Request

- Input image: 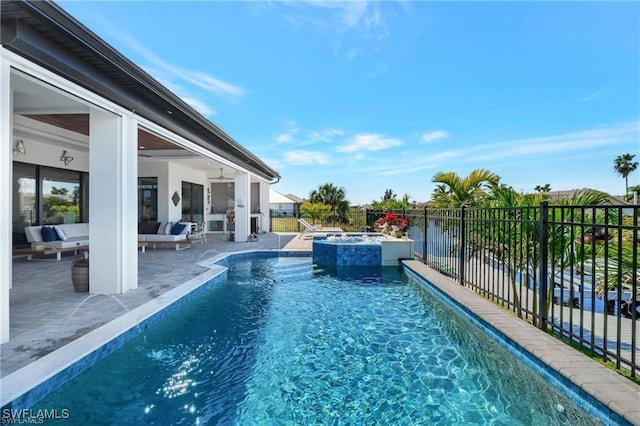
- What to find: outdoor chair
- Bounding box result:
[190,221,207,243]
[297,218,342,239]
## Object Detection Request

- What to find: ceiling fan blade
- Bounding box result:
[207,168,233,180]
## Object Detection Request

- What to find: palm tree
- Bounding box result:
[534,184,551,193]
[482,187,612,317]
[371,190,411,211]
[431,169,500,208]
[627,184,640,202]
[613,153,638,196]
[308,183,349,219]
[382,189,395,202]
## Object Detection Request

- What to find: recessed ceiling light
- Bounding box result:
[139,146,146,149]
[166,110,173,115]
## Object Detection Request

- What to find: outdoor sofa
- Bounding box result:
[25,223,89,250]
[22,223,90,260]
[138,221,194,251]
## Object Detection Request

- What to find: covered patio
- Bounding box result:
[2,233,310,378]
[1,0,280,346]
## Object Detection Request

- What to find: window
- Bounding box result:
[12,162,86,247]
[210,182,234,214]
[41,167,81,225]
[12,163,37,246]
[182,181,204,223]
[138,177,158,222]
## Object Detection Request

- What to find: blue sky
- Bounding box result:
[59,1,639,205]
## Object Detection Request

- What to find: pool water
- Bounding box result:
[33,257,599,425]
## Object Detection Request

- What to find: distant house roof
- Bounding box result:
[285,193,304,204]
[269,189,300,204]
[544,188,629,205]
[0,0,279,182]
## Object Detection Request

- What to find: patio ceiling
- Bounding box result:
[11,71,237,177]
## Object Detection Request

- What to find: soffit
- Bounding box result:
[23,114,180,150]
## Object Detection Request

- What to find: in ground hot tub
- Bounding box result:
[312,234,414,266]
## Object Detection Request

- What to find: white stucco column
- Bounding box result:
[234,171,250,242]
[89,109,138,294]
[259,181,270,233]
[0,57,12,343]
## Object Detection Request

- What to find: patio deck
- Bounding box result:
[2,232,309,378]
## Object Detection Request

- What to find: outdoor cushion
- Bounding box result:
[171,223,187,235]
[39,238,89,249]
[41,226,59,242]
[139,222,161,234]
[53,225,68,241]
[163,222,173,235]
[57,223,89,240]
[157,221,167,234]
[142,234,187,242]
[25,223,90,249]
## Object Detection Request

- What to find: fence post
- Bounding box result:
[459,206,466,285]
[538,201,549,330]
[423,207,428,263]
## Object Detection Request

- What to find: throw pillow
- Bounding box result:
[164,221,173,235]
[53,226,68,241]
[138,222,161,234]
[171,222,187,235]
[41,226,58,242]
[157,221,167,234]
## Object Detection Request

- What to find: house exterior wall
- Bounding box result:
[1,55,12,343]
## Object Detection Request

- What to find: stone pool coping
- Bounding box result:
[402,260,640,426]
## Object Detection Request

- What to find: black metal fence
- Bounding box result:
[416,203,638,377]
[272,205,639,376]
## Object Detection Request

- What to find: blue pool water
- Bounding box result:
[32,257,600,425]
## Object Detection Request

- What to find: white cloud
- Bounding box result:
[276,123,344,146]
[284,150,331,165]
[337,133,403,153]
[394,120,639,175]
[275,121,302,144]
[307,128,345,143]
[469,120,638,163]
[178,70,245,103]
[278,1,395,58]
[98,22,245,109]
[579,90,604,102]
[259,156,284,171]
[377,163,437,177]
[421,130,450,143]
[180,97,216,117]
[276,133,294,143]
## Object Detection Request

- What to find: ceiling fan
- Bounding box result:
[209,167,233,181]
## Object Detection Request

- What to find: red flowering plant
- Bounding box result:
[375,212,408,236]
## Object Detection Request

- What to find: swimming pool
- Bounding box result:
[30,257,600,424]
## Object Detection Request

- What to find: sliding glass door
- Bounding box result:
[12,162,85,247]
[182,181,204,223]
[138,177,158,222]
